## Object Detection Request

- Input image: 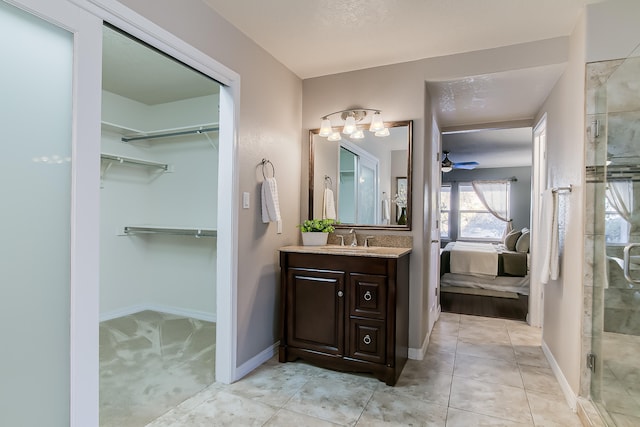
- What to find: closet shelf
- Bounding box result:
[101,121,145,135]
[100,154,172,178]
[120,124,219,143]
[120,226,217,238]
[101,121,219,143]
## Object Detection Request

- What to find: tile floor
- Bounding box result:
[595,332,640,426]
[146,312,583,426]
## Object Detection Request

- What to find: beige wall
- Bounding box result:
[535,12,587,395]
[302,40,569,352]
[118,0,303,366]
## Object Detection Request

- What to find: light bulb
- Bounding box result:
[328,132,341,141]
[369,112,384,132]
[375,128,390,137]
[342,115,356,134]
[319,118,332,137]
[351,129,365,139]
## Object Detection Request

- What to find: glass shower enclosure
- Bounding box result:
[588,43,640,426]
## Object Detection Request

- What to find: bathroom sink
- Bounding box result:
[280,245,411,258]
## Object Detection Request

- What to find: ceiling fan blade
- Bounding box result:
[453,161,479,170]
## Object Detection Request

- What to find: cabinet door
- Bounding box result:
[348,317,386,364]
[287,269,345,356]
[349,273,387,319]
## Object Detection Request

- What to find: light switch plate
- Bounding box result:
[242,192,250,209]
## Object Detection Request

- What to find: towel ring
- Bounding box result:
[261,158,275,179]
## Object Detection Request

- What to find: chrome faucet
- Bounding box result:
[364,236,375,248]
[349,228,358,247]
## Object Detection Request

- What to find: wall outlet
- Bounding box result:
[242,192,250,209]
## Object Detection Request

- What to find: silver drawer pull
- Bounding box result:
[363,290,372,301]
[337,290,344,297]
[363,334,372,345]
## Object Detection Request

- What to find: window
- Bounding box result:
[605,180,632,244]
[458,183,509,240]
[440,184,451,239]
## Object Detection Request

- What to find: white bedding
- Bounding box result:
[440,273,530,295]
[449,242,498,277]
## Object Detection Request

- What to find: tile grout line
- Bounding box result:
[352,382,379,427]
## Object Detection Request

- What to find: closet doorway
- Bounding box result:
[99,25,221,427]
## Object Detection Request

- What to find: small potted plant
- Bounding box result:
[298,219,336,246]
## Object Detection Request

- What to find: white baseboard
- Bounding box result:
[408,304,441,360]
[99,304,147,321]
[100,303,216,323]
[235,341,279,381]
[408,334,429,360]
[542,340,578,411]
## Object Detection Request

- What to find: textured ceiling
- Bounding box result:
[443,127,533,169]
[427,65,565,128]
[203,0,602,79]
[201,0,601,163]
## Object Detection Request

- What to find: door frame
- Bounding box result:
[339,140,380,224]
[74,0,242,383]
[530,114,547,327]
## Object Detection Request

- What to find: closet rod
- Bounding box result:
[122,126,219,143]
[123,226,217,237]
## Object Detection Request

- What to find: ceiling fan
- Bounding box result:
[441,151,479,172]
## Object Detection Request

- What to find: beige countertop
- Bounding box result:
[279,245,411,258]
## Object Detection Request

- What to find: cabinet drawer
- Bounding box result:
[348,318,386,364]
[349,273,387,319]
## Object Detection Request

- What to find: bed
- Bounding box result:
[440,241,529,294]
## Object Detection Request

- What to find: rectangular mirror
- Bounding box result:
[309,120,412,229]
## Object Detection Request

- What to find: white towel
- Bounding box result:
[540,189,559,284]
[261,177,282,234]
[323,188,336,220]
[382,199,390,224]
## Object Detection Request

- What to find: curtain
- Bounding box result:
[605,180,632,223]
[471,180,512,237]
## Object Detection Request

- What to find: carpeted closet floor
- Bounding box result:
[99,310,216,427]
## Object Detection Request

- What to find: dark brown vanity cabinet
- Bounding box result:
[279,251,409,386]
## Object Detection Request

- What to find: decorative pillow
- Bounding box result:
[503,229,522,251]
[516,230,531,253]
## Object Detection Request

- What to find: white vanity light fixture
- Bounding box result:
[328,132,341,141]
[317,108,388,140]
[375,128,390,137]
[319,118,333,137]
[342,115,357,134]
[369,111,385,132]
[351,129,365,139]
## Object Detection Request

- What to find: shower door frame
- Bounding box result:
[586,48,640,425]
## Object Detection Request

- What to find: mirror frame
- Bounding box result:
[309,120,413,230]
